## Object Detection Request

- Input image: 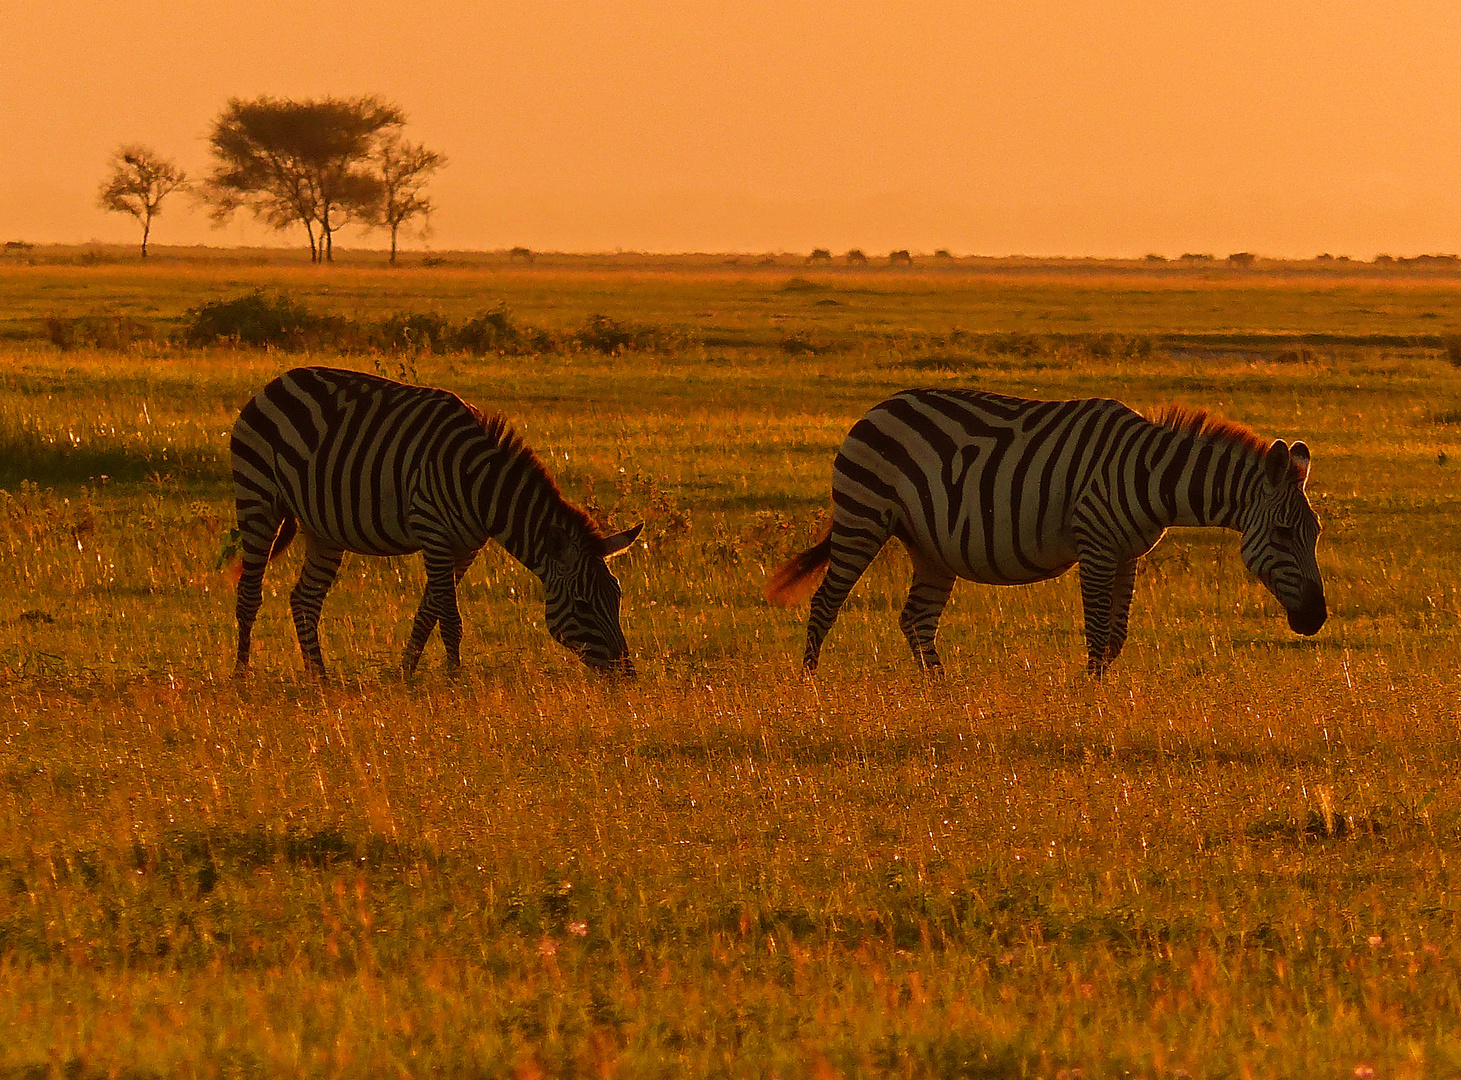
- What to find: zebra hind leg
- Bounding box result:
[234,509,293,677]
[288,535,345,678]
[803,520,890,672]
[898,565,956,672]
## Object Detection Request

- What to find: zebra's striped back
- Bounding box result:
[768,388,1326,673]
[231,367,642,676]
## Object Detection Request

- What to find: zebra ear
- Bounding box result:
[598,522,643,559]
[1264,439,1291,489]
[1289,441,1311,489]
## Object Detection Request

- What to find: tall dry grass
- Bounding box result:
[0,260,1458,1077]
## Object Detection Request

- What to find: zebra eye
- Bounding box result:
[1271,524,1294,546]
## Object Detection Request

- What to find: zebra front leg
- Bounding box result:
[898,566,956,672]
[401,550,472,675]
[288,536,345,678]
[1102,558,1139,666]
[1076,557,1118,676]
[803,525,888,672]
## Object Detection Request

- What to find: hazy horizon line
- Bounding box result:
[6,240,1456,264]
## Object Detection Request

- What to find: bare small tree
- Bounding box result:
[97,145,187,257]
[371,136,446,264]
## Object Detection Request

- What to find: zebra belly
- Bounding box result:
[891,489,1080,586]
[948,530,1078,586]
[267,454,425,557]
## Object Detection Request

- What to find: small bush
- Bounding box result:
[181,290,323,348]
[371,312,455,353]
[1084,334,1153,360]
[45,314,157,351]
[572,314,681,354]
[780,331,830,356]
[456,304,526,353]
[781,277,825,293]
[1443,336,1461,367]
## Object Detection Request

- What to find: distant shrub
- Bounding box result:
[572,314,681,354]
[781,277,825,293]
[181,290,324,348]
[845,249,869,265]
[1083,333,1153,360]
[805,249,832,264]
[171,291,677,357]
[46,314,157,351]
[371,312,455,353]
[985,333,1044,357]
[1143,253,1167,262]
[1443,336,1461,367]
[888,250,913,266]
[780,331,831,355]
[934,249,954,260]
[1179,253,1214,264]
[456,304,525,353]
[1226,252,1257,269]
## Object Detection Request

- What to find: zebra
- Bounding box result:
[230,366,642,677]
[765,388,1327,674]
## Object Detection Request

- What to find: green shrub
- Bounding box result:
[456,304,526,353]
[573,314,663,353]
[371,312,455,353]
[45,314,157,351]
[181,290,324,348]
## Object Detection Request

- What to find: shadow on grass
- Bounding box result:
[0,433,224,489]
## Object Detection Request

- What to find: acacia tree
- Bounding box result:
[202,96,404,263]
[370,135,446,264]
[96,145,187,257]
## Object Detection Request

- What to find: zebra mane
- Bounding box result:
[475,409,605,540]
[1147,404,1270,456]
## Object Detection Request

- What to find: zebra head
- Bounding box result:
[541,521,644,673]
[1239,439,1327,636]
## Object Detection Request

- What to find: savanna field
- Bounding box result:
[1,248,1460,1078]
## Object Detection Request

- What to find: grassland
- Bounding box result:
[0,248,1459,1078]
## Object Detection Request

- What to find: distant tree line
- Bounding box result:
[97,95,445,264]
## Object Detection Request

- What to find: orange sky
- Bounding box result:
[5,1,1461,257]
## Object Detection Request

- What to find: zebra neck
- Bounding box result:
[1170,438,1261,531]
[470,443,573,572]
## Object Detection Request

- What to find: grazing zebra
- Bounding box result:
[231,366,642,676]
[765,388,1326,674]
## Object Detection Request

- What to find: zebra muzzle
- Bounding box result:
[591,653,636,678]
[1286,583,1327,636]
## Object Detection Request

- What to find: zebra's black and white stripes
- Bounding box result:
[231,366,642,676]
[766,388,1326,673]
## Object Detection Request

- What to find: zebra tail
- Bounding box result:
[763,517,833,606]
[227,514,299,584]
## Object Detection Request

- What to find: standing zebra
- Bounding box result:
[765,388,1326,674]
[231,367,642,676]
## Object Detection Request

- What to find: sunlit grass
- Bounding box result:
[0,259,1458,1077]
